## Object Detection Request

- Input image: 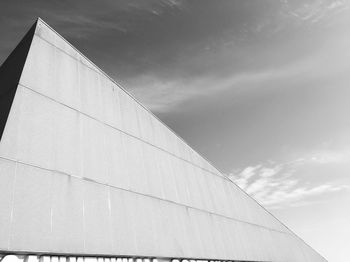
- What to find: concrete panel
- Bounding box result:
[80,115,108,183]
[216,178,233,217]
[132,195,157,256]
[122,135,149,195]
[105,129,130,190]
[156,201,187,258]
[110,189,138,256]
[170,204,192,257]
[185,208,205,257]
[10,163,53,251]
[50,173,85,253]
[194,168,216,212]
[225,218,246,260]
[16,88,55,169]
[147,199,168,257]
[170,158,190,206]
[217,216,240,259]
[83,181,113,254]
[187,166,205,211]
[0,158,16,249]
[193,211,218,259]
[209,214,228,259]
[218,178,235,218]
[53,103,81,176]
[139,142,164,198]
[156,152,179,204]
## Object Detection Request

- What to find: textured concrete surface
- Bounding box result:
[0,18,327,262]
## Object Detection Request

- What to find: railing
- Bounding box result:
[0,255,245,262]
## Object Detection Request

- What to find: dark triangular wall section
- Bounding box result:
[0,21,37,140]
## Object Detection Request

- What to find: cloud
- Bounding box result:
[128,19,350,113]
[306,150,349,164]
[228,150,350,209]
[127,59,317,112]
[289,149,350,166]
[281,0,350,25]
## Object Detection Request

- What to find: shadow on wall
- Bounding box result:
[0,22,36,141]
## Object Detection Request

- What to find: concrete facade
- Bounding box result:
[0,19,326,262]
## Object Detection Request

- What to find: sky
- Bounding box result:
[0,0,349,261]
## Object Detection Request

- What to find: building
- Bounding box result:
[0,18,326,262]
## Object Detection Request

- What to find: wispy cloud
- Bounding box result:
[228,149,350,209]
[302,150,350,164]
[127,58,314,112]
[281,0,350,25]
[127,6,350,113]
[128,38,350,112]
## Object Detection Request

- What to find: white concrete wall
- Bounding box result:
[0,19,326,262]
